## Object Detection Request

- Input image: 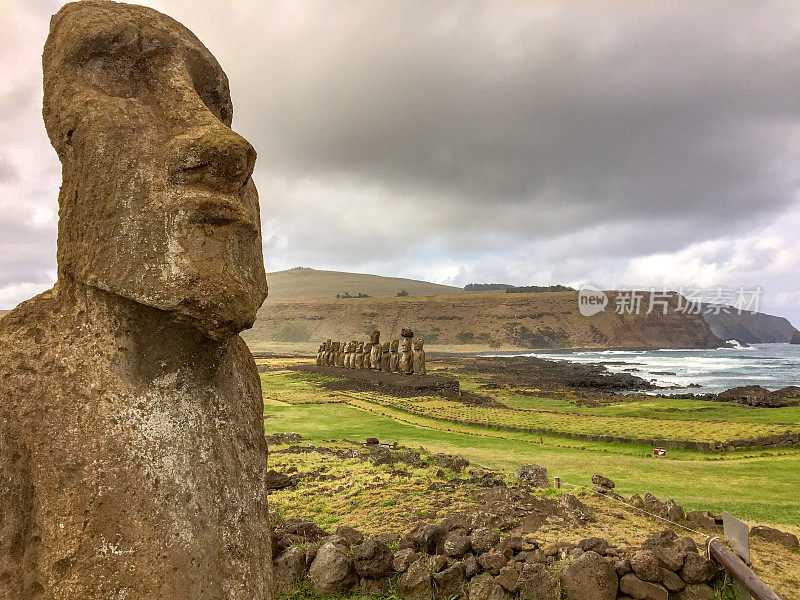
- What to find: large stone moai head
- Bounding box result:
[370,330,380,345]
[43,1,268,340]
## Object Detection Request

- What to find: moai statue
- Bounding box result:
[413,338,427,375]
[0,3,273,597]
[389,339,400,372]
[316,343,324,366]
[370,330,382,370]
[338,341,346,367]
[331,341,339,366]
[324,338,333,365]
[400,335,414,374]
[380,341,391,372]
[347,340,357,369]
[355,342,365,369]
[342,341,351,369]
[364,342,373,370]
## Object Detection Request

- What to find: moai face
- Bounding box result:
[382,341,390,352]
[42,2,267,340]
[370,330,380,345]
[391,340,399,352]
[414,338,424,350]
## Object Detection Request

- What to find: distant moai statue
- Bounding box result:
[344,341,352,369]
[364,342,373,369]
[324,339,333,365]
[316,343,324,366]
[413,338,427,375]
[355,342,365,369]
[370,331,382,370]
[389,339,400,372]
[380,341,391,371]
[337,341,346,367]
[400,329,414,374]
[331,341,340,367]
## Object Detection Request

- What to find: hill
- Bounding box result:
[243,290,722,350]
[700,304,799,343]
[264,268,464,301]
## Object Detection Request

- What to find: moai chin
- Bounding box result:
[380,341,391,371]
[0,3,272,598]
[389,339,400,372]
[413,338,427,375]
[369,331,382,370]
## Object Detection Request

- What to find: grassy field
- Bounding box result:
[261,365,800,526]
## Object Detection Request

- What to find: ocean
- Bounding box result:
[493,343,800,394]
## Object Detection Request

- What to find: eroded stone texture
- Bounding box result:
[413,338,427,375]
[0,2,272,598]
[400,337,414,374]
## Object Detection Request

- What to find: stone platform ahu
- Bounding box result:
[0,2,273,598]
[317,328,427,375]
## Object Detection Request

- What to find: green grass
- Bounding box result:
[264,402,800,525]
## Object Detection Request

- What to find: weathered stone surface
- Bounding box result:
[403,522,445,554]
[660,568,685,592]
[619,574,668,600]
[468,572,511,600]
[630,550,662,582]
[433,561,466,599]
[685,510,723,532]
[390,339,401,372]
[470,527,502,554]
[400,336,414,373]
[0,2,272,599]
[464,555,482,578]
[308,541,357,594]
[360,576,393,595]
[560,551,617,600]
[353,538,394,578]
[515,464,549,488]
[578,537,609,554]
[478,550,508,575]
[394,548,422,572]
[591,474,615,489]
[444,532,472,557]
[642,531,694,571]
[336,525,365,546]
[399,558,434,600]
[680,552,715,584]
[274,546,308,592]
[495,564,521,592]
[675,583,715,600]
[518,563,560,600]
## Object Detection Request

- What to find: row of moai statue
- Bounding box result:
[316,329,426,375]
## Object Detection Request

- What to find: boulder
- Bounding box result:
[478,550,508,575]
[630,550,662,582]
[591,474,615,489]
[273,546,308,592]
[336,525,365,546]
[433,453,470,473]
[618,574,668,600]
[660,568,685,592]
[685,510,723,532]
[558,494,592,521]
[308,541,357,594]
[680,551,715,584]
[642,531,694,571]
[464,555,482,578]
[560,551,617,600]
[578,537,609,554]
[404,522,445,554]
[266,470,301,490]
[518,563,560,600]
[495,564,521,592]
[399,558,434,600]
[353,539,394,578]
[515,464,549,488]
[444,532,472,557]
[468,572,511,600]
[394,548,422,572]
[432,562,466,599]
[470,527,502,554]
[751,525,800,549]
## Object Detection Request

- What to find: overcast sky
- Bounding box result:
[2,1,800,324]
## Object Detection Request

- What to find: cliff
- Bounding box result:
[700,305,799,343]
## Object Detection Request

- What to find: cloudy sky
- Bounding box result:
[3,1,800,324]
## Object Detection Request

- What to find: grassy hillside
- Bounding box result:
[244,290,722,350]
[264,268,465,301]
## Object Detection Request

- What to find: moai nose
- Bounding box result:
[167,126,256,193]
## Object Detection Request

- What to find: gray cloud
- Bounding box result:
[2,1,799,324]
